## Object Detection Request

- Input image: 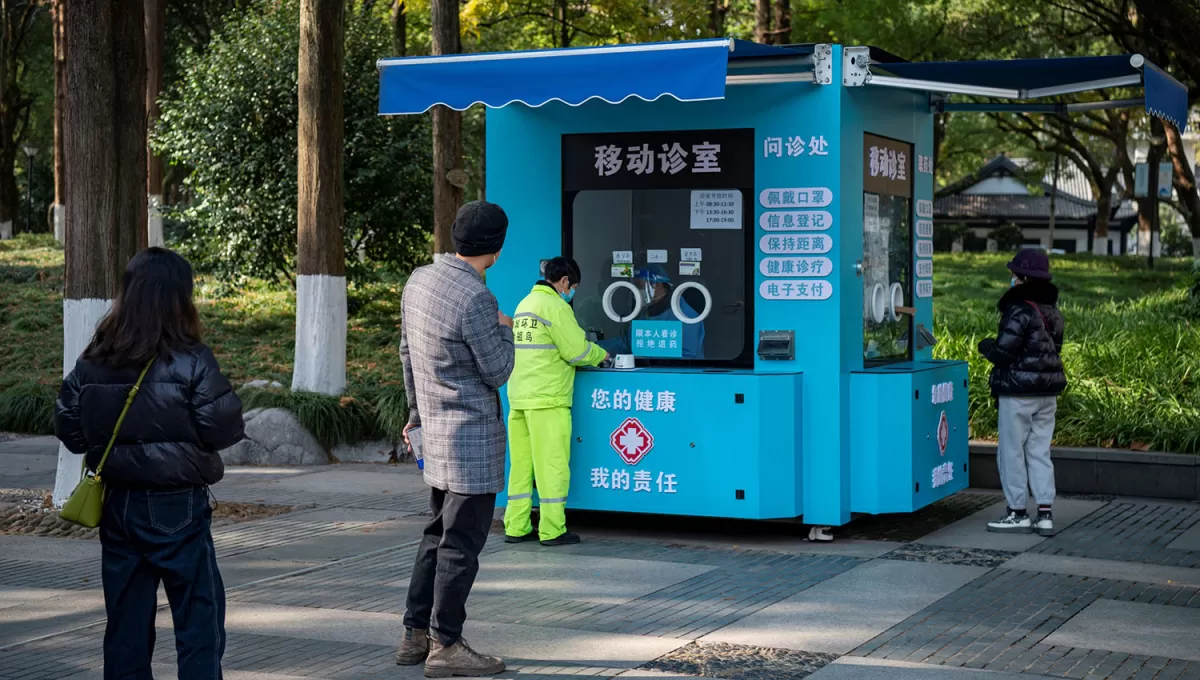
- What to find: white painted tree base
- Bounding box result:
[53,204,64,242]
[950,237,963,253]
[292,274,347,395]
[1092,236,1109,256]
[148,194,164,248]
[52,298,115,507]
[0,220,11,240]
[1193,239,1200,267]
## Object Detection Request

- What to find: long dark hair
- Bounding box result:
[83,248,202,366]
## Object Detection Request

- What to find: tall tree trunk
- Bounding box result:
[0,5,15,239]
[1137,120,1167,258]
[54,0,147,505]
[52,0,65,242]
[1163,121,1200,263]
[293,0,347,396]
[431,0,462,255]
[754,0,770,44]
[772,0,790,44]
[710,0,727,36]
[145,0,164,247]
[391,0,406,56]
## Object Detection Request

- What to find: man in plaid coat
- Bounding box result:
[396,200,515,677]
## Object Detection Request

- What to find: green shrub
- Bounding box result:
[238,386,405,450]
[0,383,56,435]
[155,0,433,284]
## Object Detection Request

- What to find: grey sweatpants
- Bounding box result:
[997,396,1057,510]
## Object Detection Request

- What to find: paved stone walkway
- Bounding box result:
[1,436,1199,680]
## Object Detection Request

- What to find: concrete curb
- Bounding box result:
[968,441,1199,501]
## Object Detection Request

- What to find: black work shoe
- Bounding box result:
[504,531,538,544]
[540,531,581,547]
[424,637,505,677]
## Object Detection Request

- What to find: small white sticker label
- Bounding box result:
[679,262,701,276]
[916,260,933,278]
[916,199,933,218]
[759,211,832,232]
[690,190,742,230]
[759,188,834,208]
[916,240,934,258]
[916,219,933,238]
[613,251,633,264]
[759,280,833,300]
[759,257,833,277]
[917,280,933,298]
[759,234,833,254]
[647,249,668,263]
[680,248,702,262]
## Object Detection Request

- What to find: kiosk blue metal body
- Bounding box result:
[378,41,1188,527]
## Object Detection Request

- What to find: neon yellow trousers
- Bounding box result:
[504,407,572,542]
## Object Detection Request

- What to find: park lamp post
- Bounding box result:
[21,143,37,236]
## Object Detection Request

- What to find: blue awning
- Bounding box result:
[377,39,810,115]
[874,55,1189,131]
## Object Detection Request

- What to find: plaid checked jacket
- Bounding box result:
[400,256,515,495]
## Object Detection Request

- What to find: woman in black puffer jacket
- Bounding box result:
[977,248,1066,538]
[55,247,244,679]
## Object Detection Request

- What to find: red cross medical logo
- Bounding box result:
[936,411,950,455]
[610,417,654,466]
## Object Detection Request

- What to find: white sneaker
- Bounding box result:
[986,510,1032,534]
[1034,511,1055,536]
[807,526,833,542]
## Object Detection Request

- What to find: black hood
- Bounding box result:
[999,279,1059,311]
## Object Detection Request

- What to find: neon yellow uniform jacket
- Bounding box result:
[504,284,606,541]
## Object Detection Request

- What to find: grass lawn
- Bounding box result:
[3,234,1198,452]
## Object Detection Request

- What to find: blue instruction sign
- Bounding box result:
[631,320,683,358]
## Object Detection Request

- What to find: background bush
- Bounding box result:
[154,0,434,285]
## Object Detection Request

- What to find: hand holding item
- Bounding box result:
[402,422,416,452]
[977,338,996,356]
[498,311,513,328]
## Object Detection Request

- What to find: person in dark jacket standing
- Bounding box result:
[396,201,515,677]
[978,248,1066,536]
[55,248,244,680]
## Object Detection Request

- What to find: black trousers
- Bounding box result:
[403,487,496,645]
[100,487,226,680]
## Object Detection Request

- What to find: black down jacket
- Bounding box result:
[979,280,1067,397]
[55,344,245,490]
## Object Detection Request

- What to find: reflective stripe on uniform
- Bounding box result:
[539,496,568,504]
[514,312,553,327]
[515,343,557,350]
[507,493,532,501]
[567,344,594,364]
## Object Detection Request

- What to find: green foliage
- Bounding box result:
[990,223,1025,252]
[0,382,55,435]
[155,0,434,284]
[238,386,403,450]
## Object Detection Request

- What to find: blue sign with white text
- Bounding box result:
[631,320,684,358]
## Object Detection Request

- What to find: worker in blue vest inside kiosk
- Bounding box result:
[600,264,706,359]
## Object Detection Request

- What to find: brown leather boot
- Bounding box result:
[424,637,506,678]
[395,627,430,665]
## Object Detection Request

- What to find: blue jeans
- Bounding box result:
[100,487,225,680]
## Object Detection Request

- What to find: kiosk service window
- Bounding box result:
[862,133,914,366]
[562,129,756,367]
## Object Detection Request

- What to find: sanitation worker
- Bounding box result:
[504,257,608,546]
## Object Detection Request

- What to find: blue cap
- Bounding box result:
[635,264,671,284]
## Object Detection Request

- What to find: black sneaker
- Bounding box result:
[540,531,581,547]
[986,509,1032,534]
[504,531,538,544]
[1034,510,1055,536]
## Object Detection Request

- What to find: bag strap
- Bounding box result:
[88,358,155,480]
[1025,300,1053,333]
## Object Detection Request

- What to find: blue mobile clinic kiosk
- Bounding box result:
[378,41,1188,527]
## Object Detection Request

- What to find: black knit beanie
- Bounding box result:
[452,201,509,257]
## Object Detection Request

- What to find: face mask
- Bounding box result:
[1010,277,1018,288]
[641,282,655,305]
[561,288,576,304]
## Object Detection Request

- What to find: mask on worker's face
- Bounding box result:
[1010,277,1018,288]
[641,281,655,305]
[561,287,576,304]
